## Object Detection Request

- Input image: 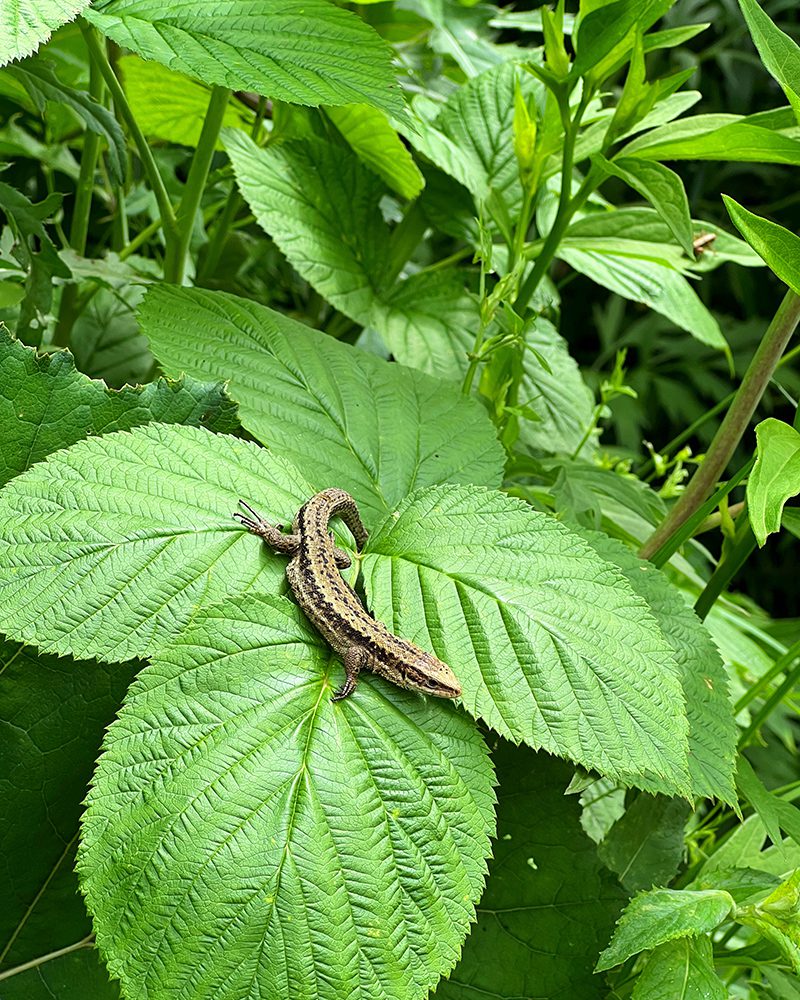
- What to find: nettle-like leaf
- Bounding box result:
[0,0,89,66]
[630,937,726,1000]
[747,419,800,547]
[138,285,505,527]
[0,424,316,661]
[596,888,735,971]
[0,326,238,487]
[362,487,692,794]
[78,593,496,1000]
[84,0,403,117]
[434,745,625,1000]
[598,794,689,893]
[580,531,737,803]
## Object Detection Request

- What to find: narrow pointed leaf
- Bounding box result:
[722,196,800,295]
[738,0,800,120]
[362,486,692,794]
[78,593,495,1000]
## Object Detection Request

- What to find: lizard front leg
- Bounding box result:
[234,500,300,555]
[331,646,369,702]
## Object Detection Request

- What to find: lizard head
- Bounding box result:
[406,650,462,699]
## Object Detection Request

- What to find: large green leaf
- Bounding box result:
[434,745,625,1000]
[0,326,238,488]
[326,104,424,199]
[138,285,504,527]
[738,0,800,120]
[0,424,318,661]
[0,0,89,66]
[119,54,251,148]
[224,130,390,324]
[362,486,692,794]
[747,419,800,547]
[0,640,135,981]
[580,532,737,803]
[83,0,404,117]
[723,197,800,295]
[596,888,735,971]
[630,937,726,1000]
[78,593,495,1000]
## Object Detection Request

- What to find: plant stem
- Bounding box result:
[639,289,800,561]
[164,86,231,284]
[648,458,753,569]
[0,935,94,982]
[514,94,594,314]
[693,517,756,620]
[70,33,103,255]
[80,19,176,242]
[739,641,800,748]
[735,637,800,716]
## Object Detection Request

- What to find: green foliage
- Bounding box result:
[83,0,404,116]
[748,419,800,546]
[78,594,495,1000]
[1,0,799,997]
[0,0,90,66]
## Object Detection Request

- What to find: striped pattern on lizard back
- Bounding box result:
[234,488,461,701]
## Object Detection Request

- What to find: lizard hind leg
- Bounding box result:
[331,646,369,702]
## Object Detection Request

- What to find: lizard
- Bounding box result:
[233,488,462,702]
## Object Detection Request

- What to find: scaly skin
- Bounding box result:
[234,489,461,701]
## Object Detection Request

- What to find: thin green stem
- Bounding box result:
[164,85,231,284]
[647,457,753,569]
[119,216,164,261]
[640,289,800,561]
[693,517,756,621]
[80,19,176,241]
[739,642,800,748]
[570,402,604,460]
[736,637,800,715]
[0,935,94,982]
[514,93,594,314]
[69,33,103,255]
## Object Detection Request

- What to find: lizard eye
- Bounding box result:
[425,678,439,688]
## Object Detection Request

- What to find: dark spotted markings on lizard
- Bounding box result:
[234,488,462,702]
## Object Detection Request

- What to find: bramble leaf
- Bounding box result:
[0,424,318,661]
[138,285,504,527]
[78,594,495,1000]
[0,326,238,488]
[362,486,692,794]
[84,0,404,117]
[0,0,89,66]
